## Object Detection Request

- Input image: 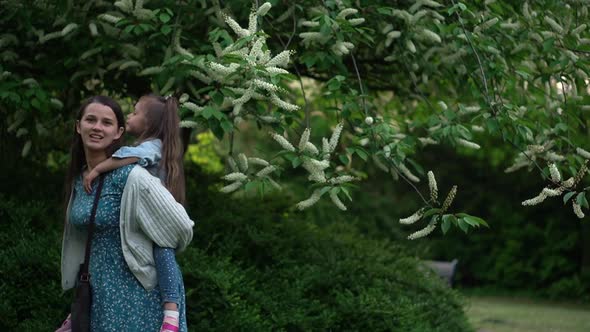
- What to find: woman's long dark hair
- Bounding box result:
[64,96,125,204]
[136,94,186,205]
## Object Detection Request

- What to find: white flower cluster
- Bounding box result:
[505,141,563,173]
[39,23,79,43]
[428,171,438,202]
[220,153,279,193]
[187,3,299,117]
[400,208,424,225]
[296,189,323,210]
[573,202,585,219]
[298,7,364,56]
[407,222,437,240]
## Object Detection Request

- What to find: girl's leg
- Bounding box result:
[153,246,181,332]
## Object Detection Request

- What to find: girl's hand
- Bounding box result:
[83,169,99,193]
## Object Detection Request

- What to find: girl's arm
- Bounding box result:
[83,157,139,193]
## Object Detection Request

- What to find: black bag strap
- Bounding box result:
[79,175,105,281]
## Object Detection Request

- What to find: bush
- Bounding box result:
[181,169,473,331]
[0,167,473,331]
[0,194,69,331]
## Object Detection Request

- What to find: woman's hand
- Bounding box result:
[83,169,100,193]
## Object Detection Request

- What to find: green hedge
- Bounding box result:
[0,167,473,331]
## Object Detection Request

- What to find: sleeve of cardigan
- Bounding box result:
[134,170,194,252]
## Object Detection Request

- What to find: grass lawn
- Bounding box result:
[465,296,590,332]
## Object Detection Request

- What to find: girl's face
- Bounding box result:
[76,103,124,152]
[126,100,149,136]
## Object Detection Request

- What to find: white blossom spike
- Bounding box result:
[248,158,269,167]
[545,151,565,161]
[237,153,248,172]
[224,15,250,37]
[548,164,561,182]
[572,24,587,36]
[251,79,280,92]
[428,171,438,201]
[576,147,590,159]
[457,138,481,150]
[99,14,122,24]
[223,172,248,182]
[266,50,293,67]
[407,223,437,240]
[329,176,356,185]
[220,181,243,193]
[256,165,276,177]
[301,20,320,28]
[138,66,164,76]
[61,23,78,36]
[179,120,199,128]
[330,190,347,211]
[304,142,319,155]
[88,23,98,36]
[256,2,272,16]
[337,8,358,19]
[269,94,299,111]
[328,123,344,153]
[296,189,323,210]
[573,201,585,218]
[226,157,238,172]
[541,187,563,197]
[406,40,416,53]
[271,132,296,152]
[562,177,575,188]
[398,163,420,183]
[544,16,564,34]
[522,192,548,206]
[347,18,365,26]
[400,209,424,225]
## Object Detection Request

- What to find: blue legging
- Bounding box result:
[153,246,181,306]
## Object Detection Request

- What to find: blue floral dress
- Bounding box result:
[69,165,187,332]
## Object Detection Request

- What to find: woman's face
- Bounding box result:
[76,102,124,152]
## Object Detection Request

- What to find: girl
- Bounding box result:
[82,94,186,332]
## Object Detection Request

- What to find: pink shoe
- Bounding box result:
[159,315,179,332]
[55,313,72,332]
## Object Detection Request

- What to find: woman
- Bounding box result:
[58,96,193,331]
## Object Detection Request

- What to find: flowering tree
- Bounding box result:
[2,0,590,239]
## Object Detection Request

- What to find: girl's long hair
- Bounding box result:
[137,94,186,205]
[64,96,126,204]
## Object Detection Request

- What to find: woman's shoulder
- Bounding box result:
[105,164,136,187]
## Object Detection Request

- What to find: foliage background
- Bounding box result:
[2,0,590,330]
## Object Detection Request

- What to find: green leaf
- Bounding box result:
[159,13,171,23]
[577,192,589,209]
[319,186,331,196]
[339,154,350,164]
[201,106,215,119]
[355,148,369,161]
[161,25,172,35]
[457,218,469,233]
[542,37,555,52]
[341,186,352,201]
[220,119,233,133]
[291,157,302,168]
[423,208,441,218]
[31,98,41,110]
[442,214,456,234]
[563,191,576,204]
